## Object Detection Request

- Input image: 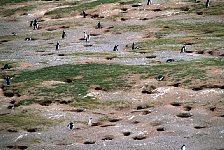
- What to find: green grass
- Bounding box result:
[154,20,224,37]
[2,5,35,17]
[72,52,115,57]
[0,110,56,130]
[136,38,183,50]
[45,0,121,16]
[10,59,224,107]
[119,0,142,5]
[189,1,224,16]
[112,24,146,33]
[0,0,30,6]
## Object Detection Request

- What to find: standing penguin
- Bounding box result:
[205,0,210,7]
[147,0,152,5]
[181,145,186,150]
[180,45,186,53]
[97,22,102,29]
[113,45,119,51]
[88,117,93,126]
[5,76,12,85]
[56,42,60,50]
[67,122,74,130]
[62,30,66,39]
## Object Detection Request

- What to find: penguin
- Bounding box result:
[62,30,66,39]
[180,45,186,53]
[166,59,175,63]
[67,122,74,130]
[156,75,164,81]
[181,144,186,150]
[5,76,12,85]
[88,117,93,126]
[56,42,60,50]
[113,45,119,51]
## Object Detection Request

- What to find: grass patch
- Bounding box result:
[112,24,146,33]
[136,38,183,50]
[11,59,224,107]
[2,5,35,17]
[0,0,30,6]
[189,1,224,16]
[119,0,142,5]
[72,52,114,57]
[0,110,56,130]
[154,20,224,37]
[45,0,121,16]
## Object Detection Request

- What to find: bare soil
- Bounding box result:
[0,0,224,150]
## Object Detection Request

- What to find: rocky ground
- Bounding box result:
[0,0,224,150]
